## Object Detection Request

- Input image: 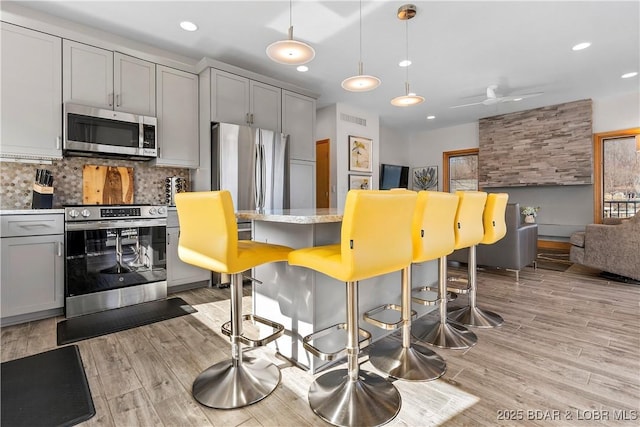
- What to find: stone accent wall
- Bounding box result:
[0,157,190,209]
[479,99,593,187]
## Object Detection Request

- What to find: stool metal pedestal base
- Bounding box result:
[193,357,281,409]
[308,369,401,427]
[412,318,478,350]
[448,306,504,328]
[369,337,446,381]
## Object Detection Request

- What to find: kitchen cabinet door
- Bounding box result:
[166,227,210,289]
[155,65,199,168]
[114,52,156,116]
[250,80,281,132]
[63,41,156,115]
[0,234,64,318]
[290,159,316,209]
[210,69,281,130]
[283,90,316,161]
[210,68,250,125]
[0,23,62,161]
[63,39,114,109]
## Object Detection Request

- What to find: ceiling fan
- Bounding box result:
[450,84,543,109]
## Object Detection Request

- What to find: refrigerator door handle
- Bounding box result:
[254,138,262,209]
[259,142,266,209]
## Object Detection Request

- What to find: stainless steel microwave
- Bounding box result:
[63,103,157,160]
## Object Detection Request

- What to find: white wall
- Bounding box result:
[317,103,380,210]
[593,91,640,133]
[408,122,479,192]
[379,126,410,166]
[401,91,639,240]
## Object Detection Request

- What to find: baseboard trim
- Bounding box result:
[538,240,572,251]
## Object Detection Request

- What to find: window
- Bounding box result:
[593,128,640,222]
[443,148,479,192]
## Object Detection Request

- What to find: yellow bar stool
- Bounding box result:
[288,190,417,427]
[364,191,456,381]
[449,193,508,328]
[412,191,484,349]
[175,191,292,409]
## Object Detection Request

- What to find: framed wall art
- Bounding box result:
[348,135,372,173]
[349,174,372,190]
[412,165,438,191]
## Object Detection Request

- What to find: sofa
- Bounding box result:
[569,214,640,281]
[449,203,538,281]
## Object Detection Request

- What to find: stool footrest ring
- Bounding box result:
[363,304,417,330]
[221,314,285,347]
[302,323,372,361]
[446,282,470,295]
[412,286,458,305]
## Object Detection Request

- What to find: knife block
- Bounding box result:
[32,184,53,209]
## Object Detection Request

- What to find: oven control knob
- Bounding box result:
[68,209,79,218]
[149,207,157,215]
[80,209,91,218]
[157,207,166,215]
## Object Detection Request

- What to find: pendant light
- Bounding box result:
[266,0,315,65]
[342,0,381,92]
[391,4,425,107]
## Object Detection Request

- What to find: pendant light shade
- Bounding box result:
[342,0,381,92]
[391,4,424,107]
[266,1,315,65]
[391,83,425,106]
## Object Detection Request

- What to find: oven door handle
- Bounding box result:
[65,218,167,231]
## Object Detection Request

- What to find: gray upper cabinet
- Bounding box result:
[0,23,62,160]
[63,40,156,116]
[250,81,282,132]
[154,65,199,168]
[283,90,316,161]
[211,68,281,132]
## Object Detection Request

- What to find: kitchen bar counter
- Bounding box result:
[240,208,438,373]
[236,208,343,224]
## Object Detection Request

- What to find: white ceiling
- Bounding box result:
[12,0,640,133]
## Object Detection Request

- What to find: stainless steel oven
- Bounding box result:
[64,205,167,317]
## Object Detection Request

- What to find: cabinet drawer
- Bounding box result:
[1,214,63,237]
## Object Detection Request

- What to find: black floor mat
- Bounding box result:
[1,345,95,427]
[57,297,197,345]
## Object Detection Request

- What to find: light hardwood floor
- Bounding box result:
[2,264,639,426]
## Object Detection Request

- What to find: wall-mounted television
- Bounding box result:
[380,164,409,190]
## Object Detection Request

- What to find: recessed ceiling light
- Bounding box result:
[572,42,591,51]
[621,71,638,79]
[513,97,523,101]
[180,21,198,32]
[427,115,435,120]
[297,65,309,72]
[399,60,412,67]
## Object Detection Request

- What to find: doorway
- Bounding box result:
[316,139,330,208]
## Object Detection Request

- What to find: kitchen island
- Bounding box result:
[237,208,438,372]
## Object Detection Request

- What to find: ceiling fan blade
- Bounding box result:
[449,101,486,109]
[501,92,544,102]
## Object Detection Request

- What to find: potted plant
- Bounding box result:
[521,206,540,223]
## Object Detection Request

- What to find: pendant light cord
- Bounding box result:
[359,0,363,63]
[405,18,410,94]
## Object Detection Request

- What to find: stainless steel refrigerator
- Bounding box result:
[211,122,289,212]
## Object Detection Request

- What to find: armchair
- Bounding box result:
[569,214,640,281]
[448,203,538,281]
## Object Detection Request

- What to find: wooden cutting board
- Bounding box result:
[83,165,134,205]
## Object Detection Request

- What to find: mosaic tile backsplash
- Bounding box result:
[0,157,190,209]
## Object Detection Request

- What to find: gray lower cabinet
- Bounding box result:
[0,214,64,323]
[166,211,210,290]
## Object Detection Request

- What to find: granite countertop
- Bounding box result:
[0,209,65,215]
[236,208,343,224]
